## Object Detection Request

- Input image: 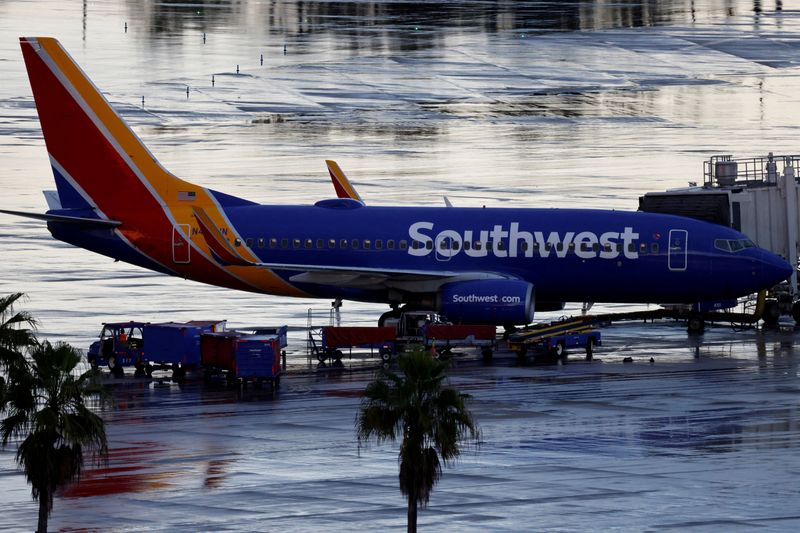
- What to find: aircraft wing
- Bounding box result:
[260,263,512,292]
[0,208,121,227]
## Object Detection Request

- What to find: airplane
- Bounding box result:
[1,37,793,329]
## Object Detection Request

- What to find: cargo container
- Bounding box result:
[201,332,282,387]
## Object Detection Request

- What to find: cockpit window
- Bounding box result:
[715,238,755,253]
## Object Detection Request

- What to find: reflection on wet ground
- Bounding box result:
[2,0,800,530]
[3,325,800,530]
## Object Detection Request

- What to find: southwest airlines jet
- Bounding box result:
[1,37,793,326]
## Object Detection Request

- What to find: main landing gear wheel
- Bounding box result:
[379,347,392,363]
[687,314,705,335]
[763,300,781,326]
[378,309,401,327]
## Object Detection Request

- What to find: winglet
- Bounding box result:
[325,160,363,203]
[191,207,254,266]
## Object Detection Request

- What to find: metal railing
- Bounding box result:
[703,153,800,187]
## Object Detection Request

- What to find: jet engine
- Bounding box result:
[437,279,534,325]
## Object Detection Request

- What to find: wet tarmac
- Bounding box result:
[2,0,800,530]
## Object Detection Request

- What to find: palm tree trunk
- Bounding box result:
[37,490,48,533]
[407,490,417,533]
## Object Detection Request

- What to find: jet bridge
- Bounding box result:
[639,153,800,323]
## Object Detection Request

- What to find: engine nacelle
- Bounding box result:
[437,280,535,325]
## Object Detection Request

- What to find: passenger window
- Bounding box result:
[452,241,460,251]
[592,243,600,252]
[486,240,493,251]
[376,240,383,250]
[281,238,288,249]
[521,242,528,252]
[258,238,265,248]
[316,239,324,249]
[627,243,636,253]
[579,243,591,253]
[399,240,408,250]
[498,241,506,251]
[329,239,336,249]
[545,243,553,252]
[340,239,348,249]
[234,238,241,247]
[474,241,482,251]
[426,241,433,250]
[604,243,612,252]
[439,240,448,250]
[568,243,575,252]
[533,242,540,250]
[639,243,647,254]
[651,243,659,253]
[352,239,360,249]
[246,238,253,247]
[387,240,395,250]
[268,238,276,249]
[364,240,371,250]
[305,239,313,249]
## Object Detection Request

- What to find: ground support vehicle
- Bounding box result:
[424,324,497,361]
[309,326,396,363]
[141,321,225,378]
[201,332,283,388]
[508,318,601,364]
[87,321,146,378]
[87,320,225,378]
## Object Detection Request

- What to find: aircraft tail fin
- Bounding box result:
[19,37,203,218]
[325,160,363,203]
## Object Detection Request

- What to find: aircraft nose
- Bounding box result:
[758,250,794,288]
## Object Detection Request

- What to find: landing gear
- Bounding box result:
[687,314,705,335]
[378,308,401,327]
[763,300,781,326]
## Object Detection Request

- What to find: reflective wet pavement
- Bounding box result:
[2,0,800,530]
[4,323,800,531]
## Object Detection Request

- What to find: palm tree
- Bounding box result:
[0,292,38,374]
[356,347,479,533]
[1,341,108,533]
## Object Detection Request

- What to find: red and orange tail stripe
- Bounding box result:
[326,160,363,202]
[20,37,304,297]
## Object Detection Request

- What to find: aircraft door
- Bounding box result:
[172,224,191,263]
[668,229,688,271]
